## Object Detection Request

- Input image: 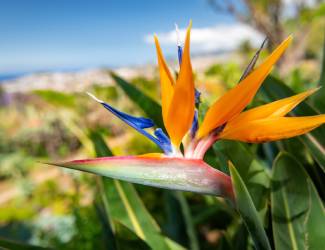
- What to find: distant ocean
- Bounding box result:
[0,72,27,82]
[0,66,108,83]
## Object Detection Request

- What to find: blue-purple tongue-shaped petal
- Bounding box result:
[101,103,154,129]
[87,93,172,154]
[190,110,199,138]
[178,46,183,66]
[154,128,173,153]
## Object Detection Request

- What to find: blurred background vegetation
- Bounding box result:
[0,0,324,249]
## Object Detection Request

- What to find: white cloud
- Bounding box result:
[144,23,264,53]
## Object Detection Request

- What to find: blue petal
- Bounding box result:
[87,93,172,154]
[178,46,183,66]
[154,128,173,153]
[190,110,199,138]
[102,105,155,129]
[101,102,155,129]
[100,101,157,139]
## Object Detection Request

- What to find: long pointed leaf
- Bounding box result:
[0,238,49,250]
[229,162,271,250]
[175,192,199,250]
[113,221,151,250]
[89,131,117,249]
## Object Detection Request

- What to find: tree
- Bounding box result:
[208,0,325,73]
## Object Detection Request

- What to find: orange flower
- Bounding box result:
[50,22,325,199]
[155,29,324,158]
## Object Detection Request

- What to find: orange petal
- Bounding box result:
[219,115,325,143]
[197,36,293,138]
[137,153,165,158]
[154,35,175,126]
[224,88,318,132]
[166,21,195,146]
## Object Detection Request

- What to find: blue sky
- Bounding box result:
[0,0,237,74]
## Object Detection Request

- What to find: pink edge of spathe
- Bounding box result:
[49,156,234,202]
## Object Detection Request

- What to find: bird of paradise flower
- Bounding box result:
[50,21,325,200]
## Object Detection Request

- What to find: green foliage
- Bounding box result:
[205,63,241,88]
[271,153,325,250]
[92,85,118,102]
[33,90,76,108]
[0,237,50,250]
[126,133,160,155]
[130,76,159,99]
[110,72,164,128]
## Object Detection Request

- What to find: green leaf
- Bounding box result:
[90,130,118,250]
[110,72,164,128]
[163,191,188,245]
[231,222,249,250]
[229,162,271,250]
[213,141,270,218]
[102,181,186,250]
[113,221,151,250]
[90,131,185,250]
[0,238,49,250]
[271,152,325,250]
[261,76,325,173]
[103,179,174,250]
[278,138,311,166]
[89,130,114,157]
[174,192,199,250]
[94,199,117,250]
[271,153,308,250]
[305,178,325,250]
